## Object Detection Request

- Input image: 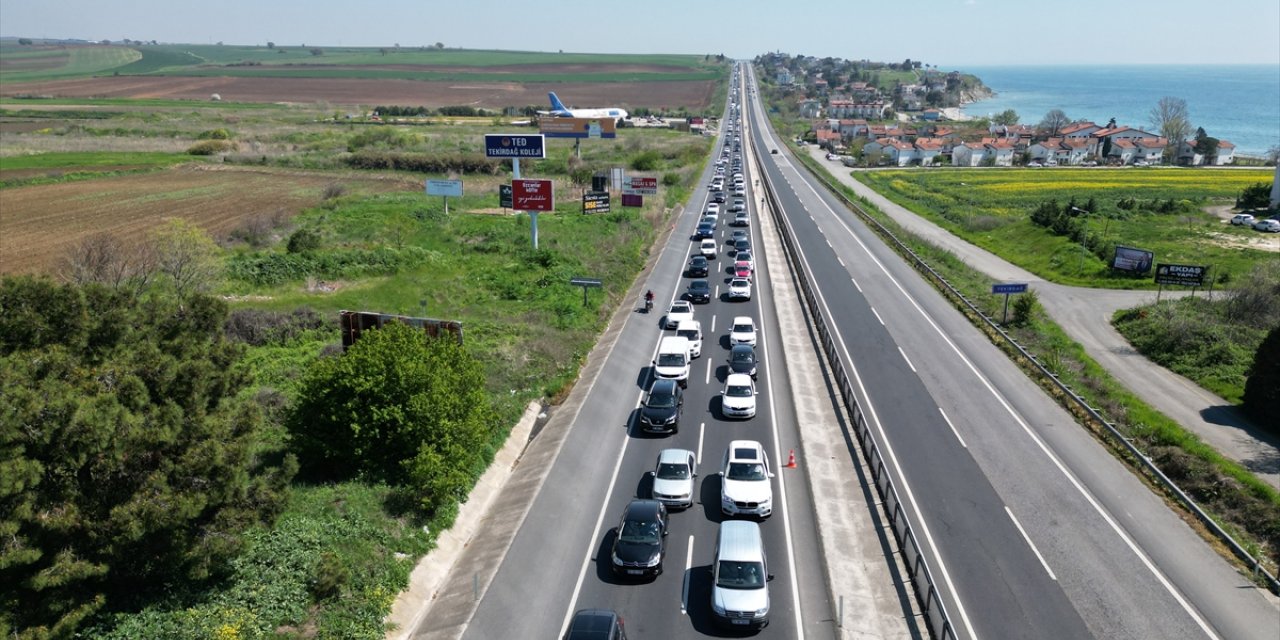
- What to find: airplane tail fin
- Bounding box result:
[548,92,568,112]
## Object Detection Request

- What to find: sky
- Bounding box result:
[2,0,1278,67]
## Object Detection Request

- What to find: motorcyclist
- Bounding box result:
[644,289,655,312]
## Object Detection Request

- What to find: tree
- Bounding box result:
[0,276,295,636]
[287,322,497,514]
[18,38,33,45]
[1038,109,1070,136]
[1149,96,1192,147]
[150,218,221,299]
[1243,324,1280,433]
[434,42,444,49]
[60,232,156,294]
[309,47,324,56]
[1267,145,1280,165]
[266,41,274,49]
[992,109,1019,126]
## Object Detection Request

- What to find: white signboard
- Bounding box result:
[425,179,464,197]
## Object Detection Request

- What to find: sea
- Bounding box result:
[960,65,1280,157]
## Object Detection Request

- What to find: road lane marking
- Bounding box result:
[837,256,845,268]
[682,534,695,614]
[852,276,862,293]
[825,238,833,249]
[705,357,712,385]
[938,408,967,448]
[715,285,720,299]
[897,346,917,373]
[697,422,705,464]
[1006,507,1057,580]
[870,307,885,326]
[710,314,716,333]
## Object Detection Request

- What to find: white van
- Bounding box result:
[653,336,691,386]
[675,320,702,359]
[711,520,771,629]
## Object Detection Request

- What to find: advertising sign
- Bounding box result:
[611,167,624,190]
[425,179,463,197]
[512,179,554,211]
[621,194,643,207]
[484,134,546,158]
[582,192,610,214]
[1154,263,1208,287]
[539,117,617,139]
[498,184,513,208]
[622,176,658,195]
[1112,245,1154,273]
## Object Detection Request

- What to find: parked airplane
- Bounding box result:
[538,92,628,121]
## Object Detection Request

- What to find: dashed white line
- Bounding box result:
[870,307,885,326]
[697,422,705,464]
[837,256,845,268]
[1006,507,1057,580]
[710,314,716,333]
[705,357,711,385]
[825,238,833,249]
[938,408,967,448]
[898,346,917,373]
[682,535,695,614]
[851,276,862,293]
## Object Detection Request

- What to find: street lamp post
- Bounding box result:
[1071,206,1089,275]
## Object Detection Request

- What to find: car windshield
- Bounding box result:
[731,349,754,363]
[733,323,752,333]
[670,304,688,314]
[738,252,752,262]
[691,282,709,291]
[732,280,749,288]
[727,462,766,481]
[619,518,661,544]
[656,463,689,480]
[657,353,686,367]
[716,560,766,589]
[648,391,676,408]
[726,384,753,398]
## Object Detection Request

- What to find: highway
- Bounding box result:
[739,63,1278,640]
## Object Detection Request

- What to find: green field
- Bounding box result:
[854,167,1276,287]
[0,45,140,82]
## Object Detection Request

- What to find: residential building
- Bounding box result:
[914,137,946,165]
[1177,139,1236,165]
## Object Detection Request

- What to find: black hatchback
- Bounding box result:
[687,255,710,278]
[564,609,627,640]
[686,279,712,304]
[610,499,669,579]
[728,343,758,379]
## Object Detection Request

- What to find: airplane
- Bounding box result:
[538,92,629,121]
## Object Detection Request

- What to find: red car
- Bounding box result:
[733,261,752,279]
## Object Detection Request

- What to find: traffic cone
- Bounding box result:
[785,449,797,469]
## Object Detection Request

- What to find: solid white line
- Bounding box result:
[792,156,1222,640]
[697,422,705,464]
[897,346,917,373]
[938,408,967,448]
[870,307,885,326]
[1006,507,1057,581]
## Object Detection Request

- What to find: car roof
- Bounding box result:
[565,609,620,639]
[733,315,753,325]
[624,499,663,519]
[730,343,755,355]
[731,278,750,285]
[648,378,679,395]
[676,319,701,330]
[725,373,752,386]
[691,254,708,262]
[658,448,694,464]
[727,439,764,460]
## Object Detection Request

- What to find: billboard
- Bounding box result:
[1154,263,1208,287]
[622,176,658,195]
[339,310,463,348]
[512,179,554,211]
[621,194,643,207]
[1111,245,1154,273]
[425,179,463,197]
[539,117,617,139]
[498,184,513,208]
[484,134,545,158]
[582,192,610,214]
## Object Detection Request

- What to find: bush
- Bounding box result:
[196,128,232,140]
[343,151,499,175]
[224,307,327,346]
[662,172,681,187]
[1237,182,1273,210]
[1011,288,1039,326]
[630,150,661,171]
[286,228,322,254]
[187,139,236,155]
[1243,325,1280,433]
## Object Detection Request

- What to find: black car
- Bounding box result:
[729,344,758,379]
[728,230,749,246]
[696,222,715,239]
[564,609,628,640]
[687,255,710,277]
[611,499,668,579]
[733,238,751,255]
[711,191,727,204]
[686,279,712,304]
[640,378,683,433]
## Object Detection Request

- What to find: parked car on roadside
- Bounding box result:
[1231,213,1257,226]
[1254,219,1280,232]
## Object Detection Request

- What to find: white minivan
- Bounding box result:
[711,520,771,629]
[653,336,691,387]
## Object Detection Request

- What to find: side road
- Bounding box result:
[803,148,1279,489]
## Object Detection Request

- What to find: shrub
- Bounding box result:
[630,150,661,171]
[1243,325,1280,433]
[322,182,347,200]
[224,307,326,346]
[662,172,681,187]
[187,139,236,155]
[286,228,322,254]
[1011,288,1039,326]
[196,128,232,140]
[343,151,499,175]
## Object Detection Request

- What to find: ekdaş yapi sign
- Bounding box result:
[1154,263,1208,287]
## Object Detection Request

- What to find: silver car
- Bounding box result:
[650,449,697,509]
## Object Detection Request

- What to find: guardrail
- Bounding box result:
[782,149,1280,597]
[750,140,960,639]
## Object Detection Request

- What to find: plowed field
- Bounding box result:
[0,165,413,275]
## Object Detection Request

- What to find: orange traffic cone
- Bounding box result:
[785,449,797,469]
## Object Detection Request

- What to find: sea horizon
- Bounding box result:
[958,63,1280,156]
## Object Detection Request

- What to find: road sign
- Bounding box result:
[484,134,545,159]
[621,194,643,207]
[1154,263,1208,287]
[512,179,554,211]
[498,184,513,208]
[991,283,1028,295]
[622,176,658,195]
[582,191,610,214]
[539,117,617,139]
[570,277,602,287]
[425,179,463,197]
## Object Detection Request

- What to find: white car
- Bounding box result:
[721,374,757,419]
[706,203,721,216]
[666,300,694,329]
[1231,213,1256,226]
[675,320,703,358]
[720,440,773,518]
[730,316,757,346]
[651,448,697,509]
[1254,219,1280,232]
[728,278,752,301]
[700,238,718,259]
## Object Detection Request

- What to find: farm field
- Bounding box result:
[854,167,1278,287]
[0,165,414,274]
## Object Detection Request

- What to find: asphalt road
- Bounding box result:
[741,65,1278,640]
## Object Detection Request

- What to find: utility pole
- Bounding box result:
[1071,205,1089,275]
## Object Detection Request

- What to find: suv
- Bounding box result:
[564,609,628,640]
[687,255,710,278]
[686,279,712,304]
[720,440,774,518]
[640,378,683,433]
[611,499,668,579]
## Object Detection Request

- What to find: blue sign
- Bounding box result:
[991,283,1028,294]
[484,134,545,159]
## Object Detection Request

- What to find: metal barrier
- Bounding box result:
[782,151,1280,597]
[751,144,959,640]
